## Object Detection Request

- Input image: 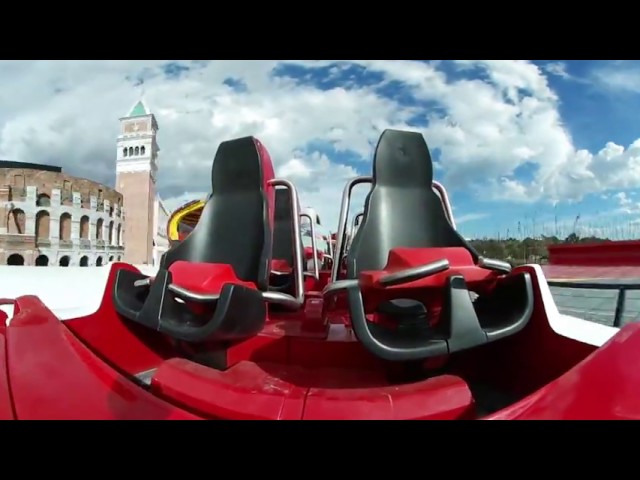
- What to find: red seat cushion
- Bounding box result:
[360,247,497,290]
[304,246,325,261]
[270,259,292,275]
[168,261,256,295]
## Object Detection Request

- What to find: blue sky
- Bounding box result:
[1,60,639,240]
[264,60,640,240]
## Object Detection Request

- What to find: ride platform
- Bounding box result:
[542,265,640,327]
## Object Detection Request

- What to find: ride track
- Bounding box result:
[0,129,637,420]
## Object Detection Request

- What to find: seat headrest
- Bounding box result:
[373,129,433,188]
[211,136,271,193]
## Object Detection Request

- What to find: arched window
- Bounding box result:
[59,213,72,241]
[96,218,104,239]
[80,215,90,239]
[7,208,25,234]
[123,147,128,157]
[7,254,24,266]
[36,193,51,206]
[134,146,140,155]
[35,210,50,239]
[141,146,146,155]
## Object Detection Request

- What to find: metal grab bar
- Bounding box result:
[432,181,456,230]
[134,180,308,311]
[267,178,305,309]
[331,176,372,282]
[331,177,458,282]
[167,284,221,303]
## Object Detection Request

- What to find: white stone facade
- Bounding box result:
[0,181,125,266]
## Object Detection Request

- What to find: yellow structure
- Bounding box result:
[166,199,205,245]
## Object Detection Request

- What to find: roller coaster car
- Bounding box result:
[2,131,639,420]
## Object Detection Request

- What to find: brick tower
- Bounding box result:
[115,99,159,265]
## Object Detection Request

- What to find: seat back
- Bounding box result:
[346,129,478,278]
[272,187,296,269]
[161,136,275,290]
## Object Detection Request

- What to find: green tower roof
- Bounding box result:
[129,100,148,117]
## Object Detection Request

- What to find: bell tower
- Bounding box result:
[115,99,160,265]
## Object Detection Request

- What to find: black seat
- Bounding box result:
[341,129,534,361]
[159,136,272,289]
[112,136,274,343]
[272,188,295,269]
[270,188,296,292]
[347,130,479,278]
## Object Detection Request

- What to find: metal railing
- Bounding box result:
[547,279,640,328]
[331,176,457,282]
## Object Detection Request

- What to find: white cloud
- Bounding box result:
[0,60,638,234]
[543,62,571,79]
[612,190,640,216]
[591,63,640,93]
[456,213,489,224]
